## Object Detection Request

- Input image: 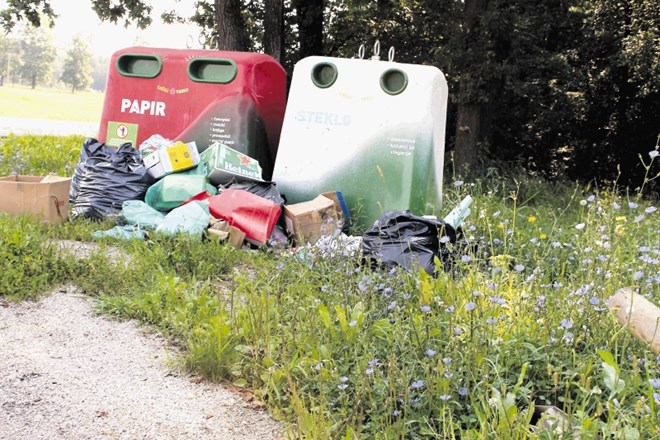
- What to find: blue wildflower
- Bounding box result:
[465,302,476,312]
[411,380,425,389]
[420,305,431,313]
[560,319,573,329]
[425,348,436,357]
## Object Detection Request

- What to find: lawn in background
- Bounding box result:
[0,85,104,122]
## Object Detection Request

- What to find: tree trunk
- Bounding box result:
[31,73,36,89]
[263,0,284,63]
[453,0,489,173]
[292,0,324,58]
[214,0,250,51]
[454,104,484,173]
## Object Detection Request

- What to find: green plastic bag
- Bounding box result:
[145,174,217,212]
[155,201,210,238]
[122,200,165,229]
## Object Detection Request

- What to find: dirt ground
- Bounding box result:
[0,285,283,440]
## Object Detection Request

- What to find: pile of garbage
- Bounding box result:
[69,136,473,276]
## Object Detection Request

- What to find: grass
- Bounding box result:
[0,85,104,122]
[1,134,659,438]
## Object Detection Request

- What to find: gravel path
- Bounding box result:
[0,285,283,440]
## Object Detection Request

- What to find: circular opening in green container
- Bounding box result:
[311,62,338,88]
[380,69,408,95]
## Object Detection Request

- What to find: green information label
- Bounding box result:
[106,121,139,147]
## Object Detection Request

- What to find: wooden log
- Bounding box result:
[608,288,660,354]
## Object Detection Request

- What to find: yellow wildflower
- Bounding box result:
[528,215,537,223]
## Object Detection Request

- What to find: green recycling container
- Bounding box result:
[271,55,449,231]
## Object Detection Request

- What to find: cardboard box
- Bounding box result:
[143,141,200,180]
[0,175,71,224]
[284,194,339,246]
[208,218,246,248]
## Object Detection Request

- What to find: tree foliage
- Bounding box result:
[60,34,93,93]
[17,24,56,89]
[0,0,658,189]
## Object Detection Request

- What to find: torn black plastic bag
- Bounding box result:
[361,210,457,275]
[218,179,287,206]
[70,138,151,220]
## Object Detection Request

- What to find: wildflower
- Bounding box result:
[458,387,468,397]
[340,376,348,382]
[514,264,525,272]
[454,327,465,335]
[649,150,659,159]
[528,215,537,223]
[439,394,451,401]
[493,238,503,245]
[492,211,500,217]
[338,383,349,390]
[551,241,562,248]
[392,409,401,417]
[589,297,600,305]
[368,358,380,367]
[366,367,374,375]
[634,215,644,223]
[587,195,595,202]
[425,348,436,357]
[453,180,464,187]
[444,372,454,379]
[461,255,472,263]
[645,206,657,214]
[465,302,476,312]
[388,300,397,310]
[649,378,660,389]
[321,284,329,292]
[445,305,456,313]
[564,332,574,342]
[634,271,644,281]
[312,362,322,371]
[580,199,587,206]
[560,319,573,329]
[629,202,639,209]
[613,202,621,210]
[490,295,506,305]
[486,317,496,324]
[575,223,585,230]
[540,233,547,240]
[411,380,425,390]
[443,357,452,365]
[440,235,451,244]
[349,320,357,327]
[420,305,431,314]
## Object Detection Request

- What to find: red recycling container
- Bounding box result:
[98,46,287,179]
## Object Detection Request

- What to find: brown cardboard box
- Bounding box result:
[283,195,339,246]
[208,218,246,248]
[0,175,71,224]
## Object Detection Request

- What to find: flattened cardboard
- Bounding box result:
[283,194,339,246]
[0,175,71,224]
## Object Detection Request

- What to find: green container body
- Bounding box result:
[271,56,448,231]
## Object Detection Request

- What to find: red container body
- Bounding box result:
[98,46,287,179]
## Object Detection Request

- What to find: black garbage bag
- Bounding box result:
[219,179,287,206]
[361,210,457,275]
[70,138,151,220]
